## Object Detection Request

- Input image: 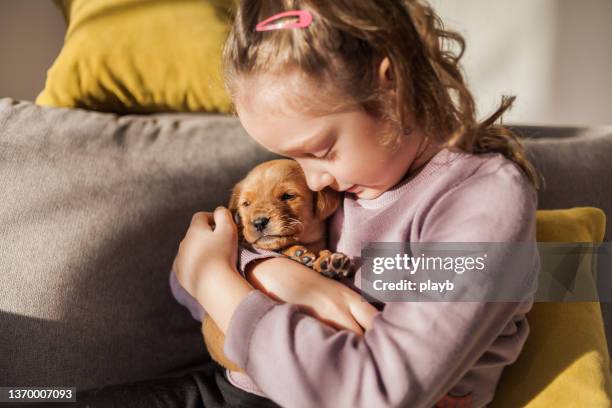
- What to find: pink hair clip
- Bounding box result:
[255,10,313,32]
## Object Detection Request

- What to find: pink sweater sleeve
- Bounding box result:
[223,165,539,407]
[236,243,285,277]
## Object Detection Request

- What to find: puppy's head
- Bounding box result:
[228,159,341,250]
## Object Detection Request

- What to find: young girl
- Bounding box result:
[172,1,540,407]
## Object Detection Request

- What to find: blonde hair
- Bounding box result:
[222,0,540,189]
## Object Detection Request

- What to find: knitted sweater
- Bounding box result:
[169,147,539,408]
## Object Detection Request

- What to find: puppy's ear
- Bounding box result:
[313,187,341,220]
[228,181,243,226]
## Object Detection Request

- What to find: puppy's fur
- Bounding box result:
[202,159,353,372]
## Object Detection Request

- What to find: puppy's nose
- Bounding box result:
[252,217,270,232]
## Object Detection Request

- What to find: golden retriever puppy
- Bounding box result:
[229,158,353,276]
[203,158,353,372]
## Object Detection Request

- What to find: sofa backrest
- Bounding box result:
[0,98,280,389]
[515,125,612,241]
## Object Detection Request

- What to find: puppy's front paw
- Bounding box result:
[282,245,317,267]
[314,250,353,279]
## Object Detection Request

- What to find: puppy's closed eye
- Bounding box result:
[281,192,296,201]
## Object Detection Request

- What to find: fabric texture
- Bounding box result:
[35,0,235,114]
[0,98,280,389]
[518,126,612,241]
[492,207,612,407]
[75,360,281,408]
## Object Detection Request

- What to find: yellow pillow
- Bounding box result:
[36,0,235,114]
[492,207,612,407]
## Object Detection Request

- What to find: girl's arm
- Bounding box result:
[169,241,376,332]
[243,257,377,334]
[221,168,540,408]
[195,256,376,336]
[171,208,376,335]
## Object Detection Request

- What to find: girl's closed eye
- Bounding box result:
[312,134,337,160]
[314,145,334,160]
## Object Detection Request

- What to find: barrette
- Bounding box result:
[255,10,313,32]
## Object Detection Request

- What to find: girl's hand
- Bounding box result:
[173,207,240,302]
[246,257,380,335]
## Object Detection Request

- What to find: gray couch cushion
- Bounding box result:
[0,99,610,389]
[516,125,612,241]
[0,98,280,389]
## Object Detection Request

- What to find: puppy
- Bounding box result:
[229,158,353,277]
[202,159,353,372]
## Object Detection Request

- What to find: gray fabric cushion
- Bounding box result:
[516,125,612,241]
[0,98,280,389]
[0,98,610,388]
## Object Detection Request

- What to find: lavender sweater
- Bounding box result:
[169,148,539,408]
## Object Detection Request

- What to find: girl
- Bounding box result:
[173,1,540,407]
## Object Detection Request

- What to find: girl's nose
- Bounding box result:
[295,159,334,191]
[302,164,334,192]
[298,161,334,191]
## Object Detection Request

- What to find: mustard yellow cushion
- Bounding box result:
[492,207,612,407]
[36,0,235,114]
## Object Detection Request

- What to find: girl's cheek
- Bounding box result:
[335,165,357,186]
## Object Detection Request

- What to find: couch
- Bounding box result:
[0,98,610,400]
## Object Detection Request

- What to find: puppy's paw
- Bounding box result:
[314,250,353,279]
[282,245,317,268]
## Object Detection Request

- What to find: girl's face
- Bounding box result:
[234,68,436,200]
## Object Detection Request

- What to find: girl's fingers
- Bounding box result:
[213,207,236,233]
[190,212,214,230]
[299,302,364,335]
[189,208,235,234]
[349,300,380,331]
[319,314,363,335]
[346,319,365,335]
